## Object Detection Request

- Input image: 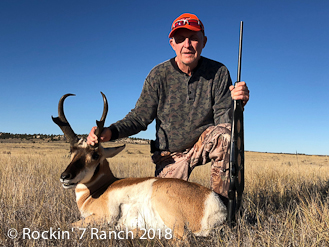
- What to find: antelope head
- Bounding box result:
[52,92,125,189]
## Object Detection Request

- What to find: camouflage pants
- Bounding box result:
[152,123,231,198]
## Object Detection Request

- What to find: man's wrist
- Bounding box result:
[108,125,119,141]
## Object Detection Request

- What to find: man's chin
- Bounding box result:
[181,54,200,63]
[182,55,195,62]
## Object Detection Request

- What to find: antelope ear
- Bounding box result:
[103,145,125,158]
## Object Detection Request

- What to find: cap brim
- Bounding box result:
[168,26,202,38]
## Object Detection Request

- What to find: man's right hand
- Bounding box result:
[87,126,112,146]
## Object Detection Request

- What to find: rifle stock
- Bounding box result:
[228,21,245,227]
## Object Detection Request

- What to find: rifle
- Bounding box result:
[227,21,244,227]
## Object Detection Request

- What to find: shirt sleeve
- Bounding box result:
[212,66,233,125]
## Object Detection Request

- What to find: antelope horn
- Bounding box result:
[52,94,79,146]
[93,92,108,148]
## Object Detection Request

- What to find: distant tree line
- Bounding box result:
[129,137,150,141]
[0,132,57,140]
[0,132,149,142]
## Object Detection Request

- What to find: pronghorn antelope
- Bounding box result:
[52,92,227,238]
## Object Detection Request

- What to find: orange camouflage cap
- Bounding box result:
[169,13,205,38]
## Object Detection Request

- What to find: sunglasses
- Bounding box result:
[172,19,203,30]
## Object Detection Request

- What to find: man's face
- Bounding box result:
[170,29,207,68]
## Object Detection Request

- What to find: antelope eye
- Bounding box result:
[92,152,99,160]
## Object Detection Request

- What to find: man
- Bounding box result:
[87,13,249,204]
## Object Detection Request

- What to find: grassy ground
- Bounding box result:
[0,140,328,246]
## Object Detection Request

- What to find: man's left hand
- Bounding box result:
[229,81,249,107]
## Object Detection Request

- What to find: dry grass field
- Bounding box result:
[0,139,328,246]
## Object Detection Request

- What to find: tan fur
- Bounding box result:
[151,178,210,236]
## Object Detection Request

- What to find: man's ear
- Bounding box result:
[203,36,207,48]
[169,38,174,49]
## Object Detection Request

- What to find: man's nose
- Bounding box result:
[183,38,192,47]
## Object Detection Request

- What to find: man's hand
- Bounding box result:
[87,126,112,146]
[229,81,249,107]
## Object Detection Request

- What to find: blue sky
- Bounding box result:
[1,0,328,155]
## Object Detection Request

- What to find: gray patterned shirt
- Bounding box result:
[109,56,233,152]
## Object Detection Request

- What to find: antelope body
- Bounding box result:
[52,93,227,238]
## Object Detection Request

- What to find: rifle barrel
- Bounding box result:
[237,21,243,83]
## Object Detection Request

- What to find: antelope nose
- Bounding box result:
[61,173,72,180]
